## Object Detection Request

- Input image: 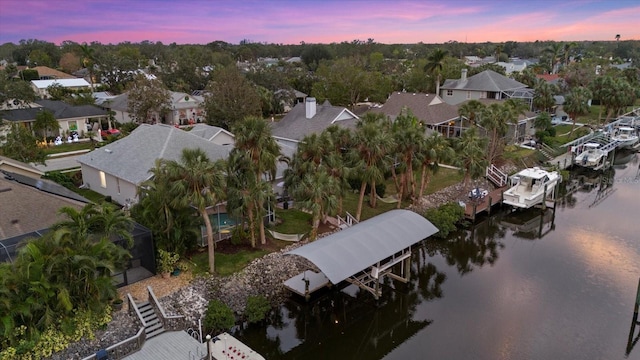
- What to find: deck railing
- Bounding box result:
[80,327,146,360]
[486,164,507,187]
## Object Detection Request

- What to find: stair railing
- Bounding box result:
[147,286,186,331]
[486,164,507,187]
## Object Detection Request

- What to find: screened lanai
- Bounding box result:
[284,209,439,299]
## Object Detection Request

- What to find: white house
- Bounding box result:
[76,124,232,206]
[102,91,205,125]
[31,79,91,98]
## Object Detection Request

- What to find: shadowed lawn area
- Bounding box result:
[189,249,269,277]
[341,167,464,221]
[273,208,312,234]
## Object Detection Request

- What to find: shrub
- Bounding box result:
[423,202,465,238]
[204,299,235,334]
[245,295,270,323]
[157,249,179,274]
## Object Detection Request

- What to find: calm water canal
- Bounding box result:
[234,152,640,360]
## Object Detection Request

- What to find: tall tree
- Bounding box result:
[0,123,47,164]
[351,113,394,221]
[126,74,171,123]
[533,80,557,113]
[425,48,449,95]
[390,110,424,205]
[292,167,338,240]
[417,132,454,199]
[204,66,262,129]
[543,42,564,74]
[563,86,592,135]
[230,116,281,245]
[163,148,226,274]
[455,128,488,189]
[458,100,485,127]
[79,43,96,93]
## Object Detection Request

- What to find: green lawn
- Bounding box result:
[43,141,95,155]
[502,146,536,161]
[273,208,312,234]
[188,249,269,277]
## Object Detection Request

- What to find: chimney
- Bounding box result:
[461,68,468,81]
[305,97,316,119]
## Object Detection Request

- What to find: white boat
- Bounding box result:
[574,143,607,169]
[503,167,562,209]
[610,126,639,149]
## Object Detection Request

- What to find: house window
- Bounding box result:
[116,178,121,194]
[446,90,453,96]
[100,171,107,188]
[467,91,471,99]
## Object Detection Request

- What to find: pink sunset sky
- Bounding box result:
[0,0,638,45]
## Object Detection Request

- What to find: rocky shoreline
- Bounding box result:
[50,179,497,359]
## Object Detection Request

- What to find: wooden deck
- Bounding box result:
[122,330,205,360]
[464,187,506,220]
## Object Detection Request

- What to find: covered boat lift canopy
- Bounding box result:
[284,209,439,299]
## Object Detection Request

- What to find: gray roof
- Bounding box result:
[1,100,107,122]
[441,70,527,92]
[188,123,232,142]
[76,124,232,184]
[270,101,359,142]
[370,92,460,125]
[102,92,129,111]
[285,209,439,284]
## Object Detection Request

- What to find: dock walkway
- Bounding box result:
[464,187,506,220]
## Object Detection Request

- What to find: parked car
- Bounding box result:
[101,129,121,137]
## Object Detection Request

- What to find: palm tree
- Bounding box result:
[390,110,424,205]
[533,80,557,113]
[79,43,96,94]
[292,167,338,240]
[563,42,576,67]
[563,86,592,135]
[231,116,282,245]
[458,100,485,127]
[543,42,564,74]
[455,128,488,189]
[425,48,449,95]
[479,103,511,165]
[351,113,394,221]
[163,148,226,274]
[417,132,454,199]
[227,150,273,248]
[135,163,200,254]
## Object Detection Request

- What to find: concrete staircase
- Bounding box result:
[136,301,166,339]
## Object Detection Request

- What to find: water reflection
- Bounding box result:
[500,208,556,240]
[235,260,446,360]
[424,217,505,276]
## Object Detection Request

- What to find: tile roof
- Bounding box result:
[370,92,459,125]
[270,100,359,142]
[76,124,232,185]
[441,70,527,92]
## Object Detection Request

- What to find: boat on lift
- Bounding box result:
[610,126,639,149]
[503,167,562,209]
[574,143,608,170]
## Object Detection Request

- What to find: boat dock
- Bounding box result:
[464,187,506,220]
